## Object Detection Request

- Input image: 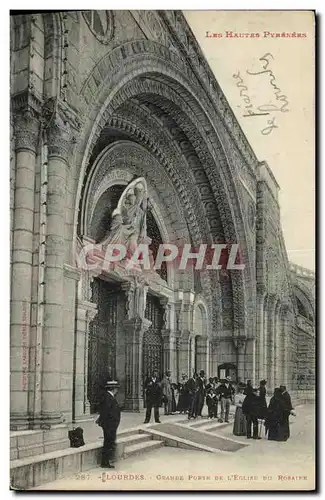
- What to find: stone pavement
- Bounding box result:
[34,404,315,491]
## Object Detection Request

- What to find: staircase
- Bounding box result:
[10,429,164,490]
[187,418,231,433]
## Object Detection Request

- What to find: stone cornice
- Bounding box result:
[159,11,259,176]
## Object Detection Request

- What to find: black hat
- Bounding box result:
[260,379,267,385]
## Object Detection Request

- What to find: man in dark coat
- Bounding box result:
[257,379,268,420]
[186,372,198,419]
[242,380,260,439]
[143,369,162,423]
[195,370,206,417]
[97,380,121,468]
[279,385,295,441]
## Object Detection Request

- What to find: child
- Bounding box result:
[206,386,218,419]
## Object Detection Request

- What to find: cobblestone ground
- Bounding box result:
[35,404,315,492]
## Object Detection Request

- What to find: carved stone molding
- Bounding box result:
[13,109,40,153]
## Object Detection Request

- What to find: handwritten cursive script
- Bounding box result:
[233,53,290,135]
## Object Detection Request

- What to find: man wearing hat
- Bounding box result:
[144,369,162,423]
[195,370,206,417]
[97,380,121,468]
[217,376,235,423]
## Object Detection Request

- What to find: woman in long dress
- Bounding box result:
[233,384,247,436]
[177,374,189,414]
[264,388,284,440]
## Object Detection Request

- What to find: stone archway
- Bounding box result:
[69,45,251,340]
[68,41,253,415]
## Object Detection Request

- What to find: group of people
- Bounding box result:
[144,369,236,423]
[95,373,296,468]
[233,380,296,441]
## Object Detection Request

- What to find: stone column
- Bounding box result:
[40,113,71,424]
[274,302,282,387]
[246,338,256,385]
[256,289,266,381]
[281,305,291,387]
[73,299,97,421]
[174,300,182,381]
[123,317,151,411]
[233,338,247,383]
[178,331,191,377]
[263,295,269,381]
[195,336,208,374]
[267,295,277,390]
[210,339,219,377]
[10,110,39,429]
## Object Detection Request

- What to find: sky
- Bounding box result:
[184,10,315,270]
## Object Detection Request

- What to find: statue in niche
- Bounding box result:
[100,177,150,257]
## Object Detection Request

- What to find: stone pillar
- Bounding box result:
[73,299,97,421]
[246,338,256,385]
[178,331,191,377]
[10,110,39,429]
[274,303,282,387]
[123,317,151,411]
[40,114,71,424]
[206,339,210,377]
[263,296,268,379]
[195,336,208,374]
[233,338,246,383]
[189,336,195,375]
[181,297,194,375]
[160,298,174,376]
[210,339,219,377]
[257,290,266,381]
[267,295,277,390]
[281,305,291,387]
[174,300,182,381]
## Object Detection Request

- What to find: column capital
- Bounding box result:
[13,109,40,153]
[43,98,81,162]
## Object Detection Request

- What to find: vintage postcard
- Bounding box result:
[9,9,315,491]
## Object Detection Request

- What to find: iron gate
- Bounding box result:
[143,295,163,386]
[88,278,121,413]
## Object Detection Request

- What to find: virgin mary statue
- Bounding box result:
[100,178,149,255]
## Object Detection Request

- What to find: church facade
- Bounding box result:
[10,11,315,454]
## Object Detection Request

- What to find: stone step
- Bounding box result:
[189,418,233,429]
[117,433,152,447]
[124,439,163,458]
[11,430,157,490]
